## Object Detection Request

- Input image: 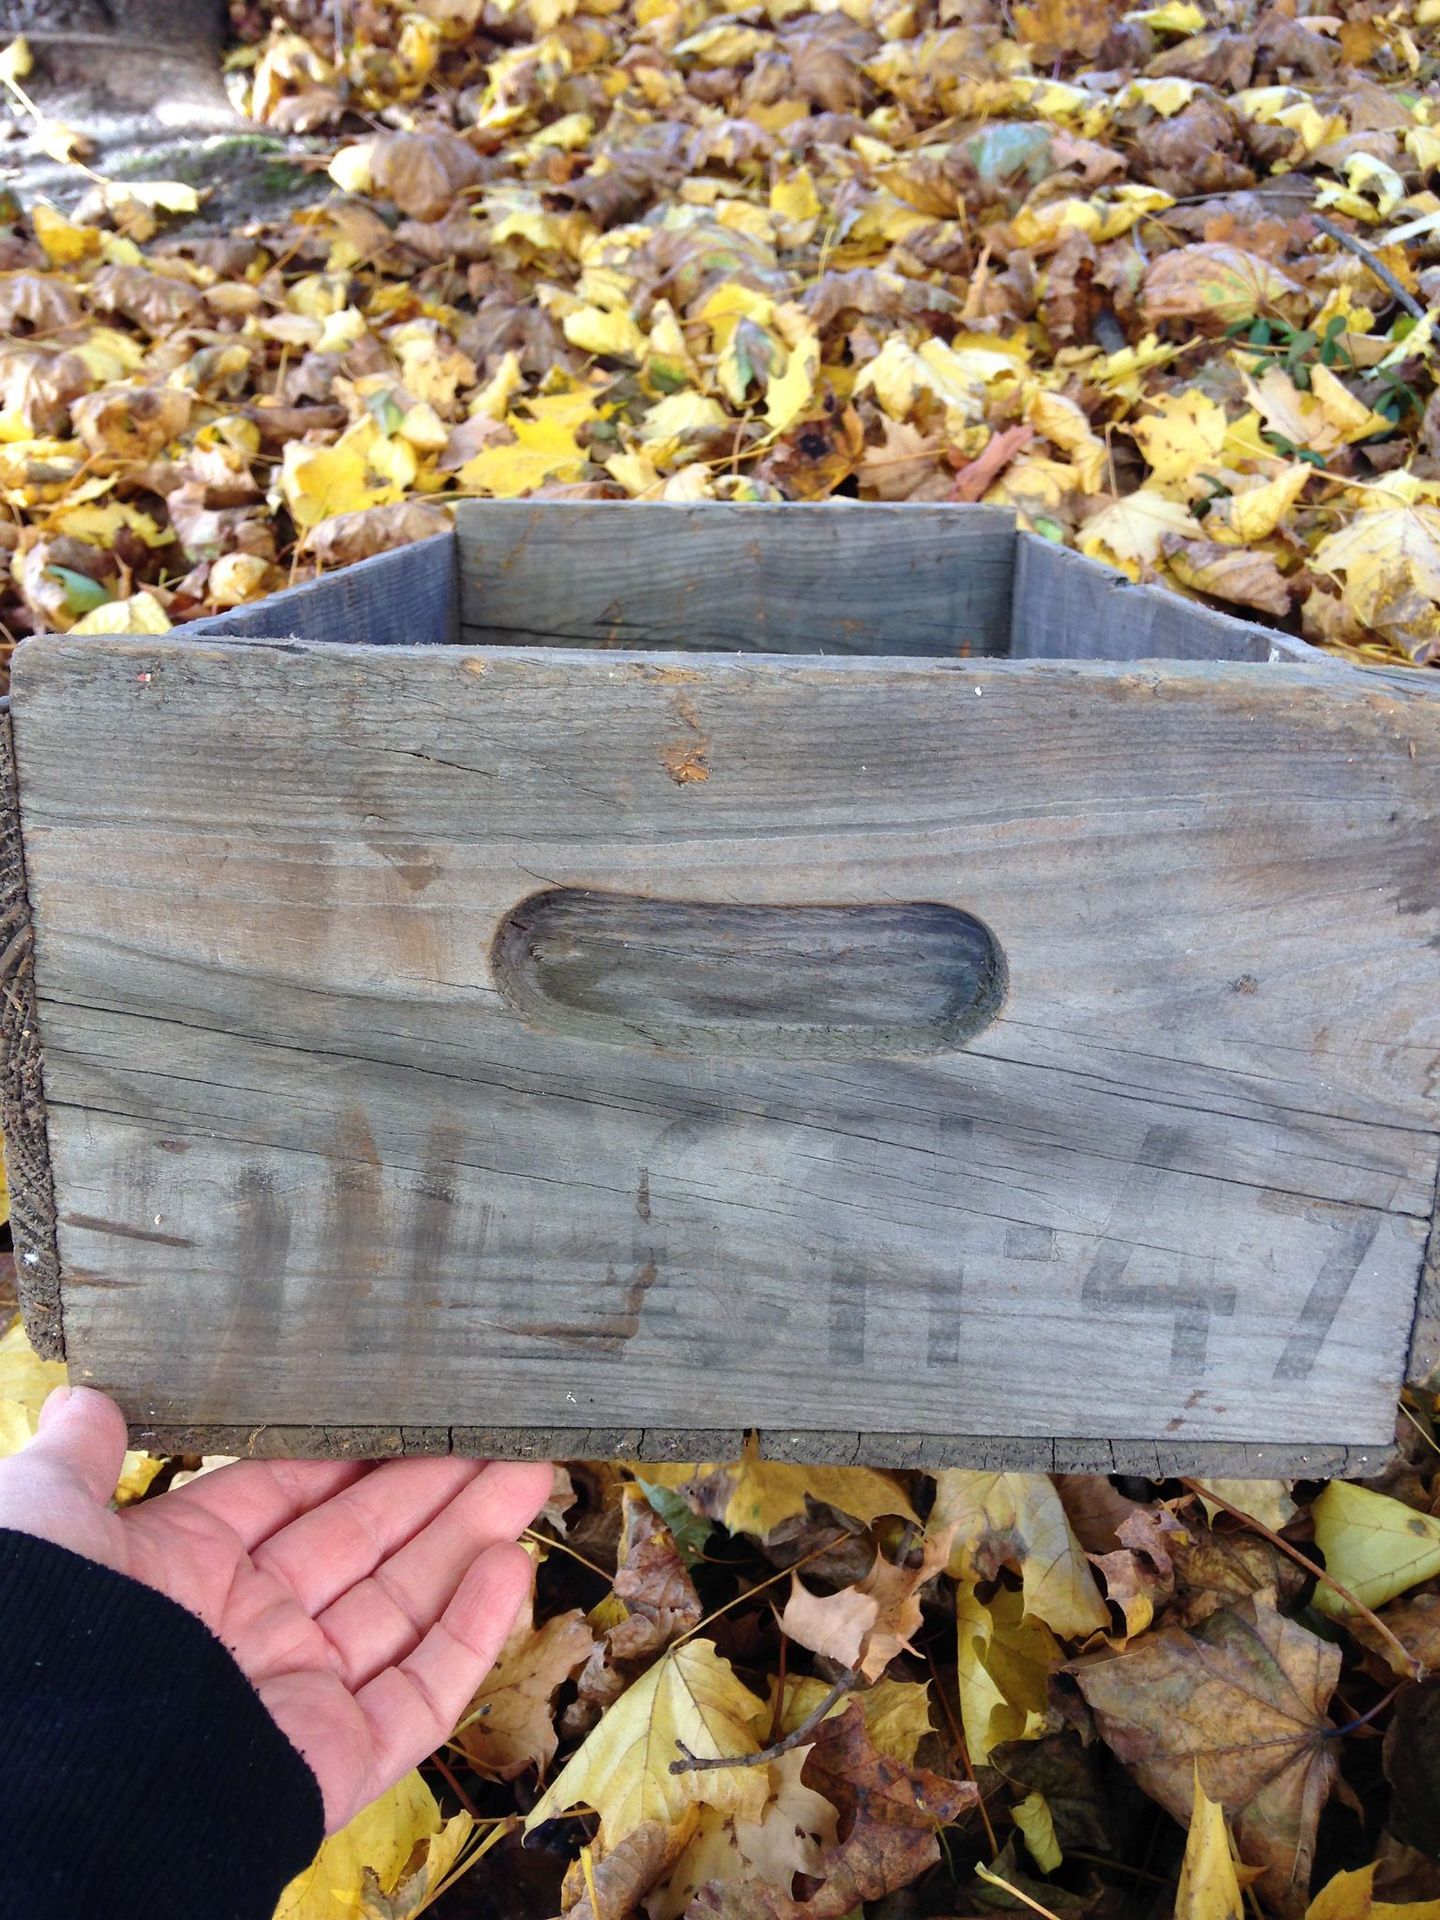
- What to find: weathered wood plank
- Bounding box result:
[457,501,1016,655]
[1010,532,1322,664]
[190,535,456,646]
[124,1424,1395,1476]
[12,638,1440,1454]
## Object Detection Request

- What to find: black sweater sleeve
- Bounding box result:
[1,1527,326,1920]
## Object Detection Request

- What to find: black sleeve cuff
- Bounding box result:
[1,1527,326,1920]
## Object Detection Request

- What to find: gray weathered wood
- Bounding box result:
[190,534,456,646]
[122,1424,1393,1478]
[1010,532,1323,664]
[457,501,1016,655]
[12,637,1440,1459]
[491,891,1007,1058]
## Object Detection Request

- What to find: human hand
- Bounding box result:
[0,1386,553,1831]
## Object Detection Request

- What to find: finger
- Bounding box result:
[26,1387,129,1506]
[164,1456,371,1551]
[315,1459,554,1688]
[353,1541,534,1805]
[253,1457,488,1615]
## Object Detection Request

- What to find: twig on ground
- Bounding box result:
[1310,213,1427,322]
[670,1667,861,1774]
[1182,1479,1425,1682]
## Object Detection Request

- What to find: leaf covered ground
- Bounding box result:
[0,0,1436,661]
[5,1312,1440,1919]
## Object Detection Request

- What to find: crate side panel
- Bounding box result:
[13,640,1440,1446]
[188,534,457,646]
[456,501,1015,655]
[1011,533,1321,663]
[0,702,62,1357]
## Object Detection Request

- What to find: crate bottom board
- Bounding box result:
[121,1422,1394,1477]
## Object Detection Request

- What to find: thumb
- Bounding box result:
[28,1386,129,1506]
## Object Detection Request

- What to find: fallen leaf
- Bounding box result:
[527,1639,768,1844]
[1176,1772,1245,1920]
[956,1578,1061,1763]
[572,1822,696,1920]
[780,1527,952,1681]
[646,1748,837,1920]
[1070,1597,1340,1909]
[1162,536,1292,615]
[275,1771,472,1920]
[1080,489,1202,575]
[776,1676,932,1766]
[644,1436,916,1541]
[1307,1862,1440,1920]
[932,1470,1109,1638]
[309,502,452,568]
[455,1583,593,1782]
[791,1702,976,1919]
[1141,244,1306,331]
[1310,1483,1440,1618]
[1013,1790,1062,1873]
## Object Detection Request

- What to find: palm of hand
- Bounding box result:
[0,1388,552,1831]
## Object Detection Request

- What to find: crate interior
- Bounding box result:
[190,501,1316,664]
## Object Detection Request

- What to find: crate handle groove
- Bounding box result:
[491,889,1007,1059]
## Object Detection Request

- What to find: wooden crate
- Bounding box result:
[5,502,1438,1473]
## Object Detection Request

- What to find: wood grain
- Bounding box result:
[491,891,1006,1057]
[12,637,1439,1457]
[192,534,456,646]
[1010,533,1322,663]
[458,501,1016,655]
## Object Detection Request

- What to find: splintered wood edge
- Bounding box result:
[125,1425,1395,1475]
[1405,1156,1440,1394]
[0,700,64,1360]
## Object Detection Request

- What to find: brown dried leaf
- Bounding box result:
[0,270,84,333]
[683,1702,975,1920]
[309,502,452,568]
[779,1526,953,1682]
[88,263,205,334]
[1140,243,1305,333]
[456,1586,594,1784]
[1070,1597,1340,1913]
[1162,535,1292,617]
[370,131,490,221]
[71,385,193,462]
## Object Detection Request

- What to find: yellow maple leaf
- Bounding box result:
[955,1579,1059,1763]
[932,1470,1109,1638]
[1176,1772,1244,1920]
[68,590,172,636]
[1201,462,1312,545]
[280,419,414,529]
[275,1771,474,1920]
[770,168,821,226]
[1243,366,1392,455]
[525,1640,768,1844]
[1310,1482,1440,1616]
[1080,489,1202,576]
[457,412,589,495]
[763,308,821,432]
[1130,391,1228,486]
[562,304,647,361]
[1307,1863,1440,1920]
[645,1748,836,1920]
[776,1675,932,1765]
[31,200,100,266]
[1023,388,1107,493]
[644,1436,917,1538]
